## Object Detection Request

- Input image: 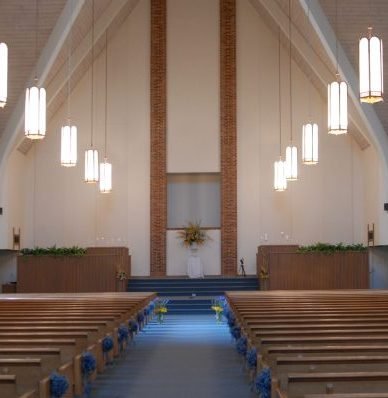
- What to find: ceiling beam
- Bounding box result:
[298,0,388,169]
[0,0,86,172]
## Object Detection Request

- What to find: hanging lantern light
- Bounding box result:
[25,84,46,139]
[359,27,383,104]
[85,149,98,183]
[61,124,77,167]
[100,159,112,193]
[285,0,298,181]
[25,0,46,140]
[274,28,287,192]
[328,0,348,135]
[0,43,8,108]
[328,76,348,134]
[274,158,287,192]
[302,1,319,166]
[302,123,318,164]
[285,145,298,180]
[99,32,112,194]
[61,1,77,167]
[84,0,99,183]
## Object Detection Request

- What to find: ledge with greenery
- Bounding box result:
[297,242,367,254]
[20,246,87,256]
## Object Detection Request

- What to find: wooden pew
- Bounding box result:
[0,375,17,398]
[265,345,388,368]
[0,347,61,374]
[286,372,388,396]
[0,358,42,395]
[0,292,156,398]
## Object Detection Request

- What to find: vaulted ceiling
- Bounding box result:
[0,0,387,157]
[319,0,388,144]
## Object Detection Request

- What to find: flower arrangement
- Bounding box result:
[102,336,114,352]
[154,300,168,323]
[255,367,271,398]
[81,352,97,376]
[246,348,257,370]
[50,372,69,398]
[236,336,248,356]
[259,266,269,280]
[177,221,209,247]
[211,298,224,322]
[116,270,128,281]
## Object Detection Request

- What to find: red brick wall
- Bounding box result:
[220,0,237,276]
[150,0,167,276]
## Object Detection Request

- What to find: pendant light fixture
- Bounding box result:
[99,32,112,194]
[285,0,298,181]
[0,42,8,108]
[328,0,348,135]
[61,0,77,167]
[25,0,46,140]
[274,27,287,192]
[302,0,318,165]
[85,0,99,183]
[359,26,383,103]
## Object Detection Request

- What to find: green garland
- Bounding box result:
[297,242,367,254]
[20,246,86,256]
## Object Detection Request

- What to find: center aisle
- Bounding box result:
[91,314,256,398]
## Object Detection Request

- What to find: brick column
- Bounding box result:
[150,0,167,276]
[220,0,237,276]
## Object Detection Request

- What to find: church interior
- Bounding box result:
[0,0,388,397]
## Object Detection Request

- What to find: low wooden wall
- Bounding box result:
[257,245,299,276]
[17,247,131,293]
[267,251,369,290]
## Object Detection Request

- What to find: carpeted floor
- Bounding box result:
[90,314,256,398]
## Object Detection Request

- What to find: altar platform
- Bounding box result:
[127,276,258,297]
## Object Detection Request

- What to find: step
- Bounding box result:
[127,287,258,293]
[128,279,258,286]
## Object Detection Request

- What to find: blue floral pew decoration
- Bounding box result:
[246,347,257,370]
[102,335,114,365]
[137,311,145,330]
[50,372,69,398]
[128,319,139,340]
[81,351,97,398]
[236,336,248,356]
[255,367,271,398]
[118,325,129,352]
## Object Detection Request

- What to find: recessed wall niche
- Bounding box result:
[167,173,220,229]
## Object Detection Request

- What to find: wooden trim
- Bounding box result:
[220,0,237,276]
[150,0,167,276]
[166,227,221,231]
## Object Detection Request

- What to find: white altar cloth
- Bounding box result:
[187,255,204,278]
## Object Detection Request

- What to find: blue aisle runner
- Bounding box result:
[90,314,256,398]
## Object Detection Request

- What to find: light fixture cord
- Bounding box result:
[104,31,108,159]
[289,0,293,143]
[67,0,73,121]
[278,27,282,156]
[335,0,338,74]
[90,0,94,147]
[35,0,39,81]
[307,0,312,119]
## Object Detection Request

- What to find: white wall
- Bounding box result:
[236,0,377,274]
[0,0,383,278]
[167,0,220,173]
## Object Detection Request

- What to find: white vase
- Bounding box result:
[189,242,198,256]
